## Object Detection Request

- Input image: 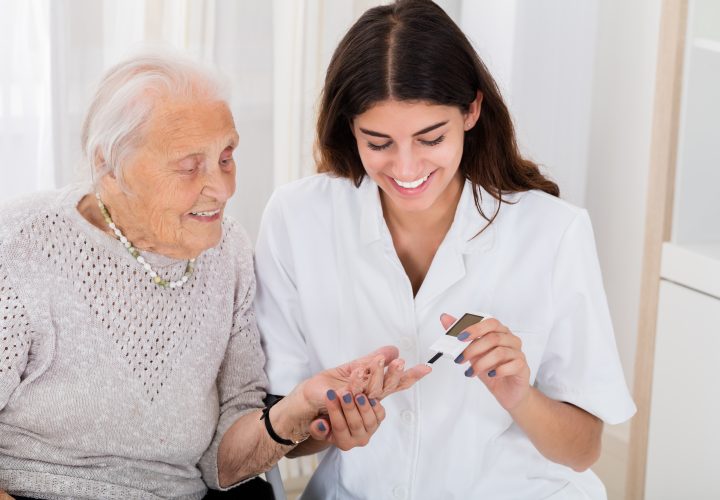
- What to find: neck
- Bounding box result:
[381,174,464,237]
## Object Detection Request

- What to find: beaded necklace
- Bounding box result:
[95,193,194,289]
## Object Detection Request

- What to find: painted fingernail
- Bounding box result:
[357,395,366,405]
[370,398,377,407]
[454,353,464,363]
[457,332,470,341]
[464,367,474,377]
[488,369,497,377]
[342,393,352,404]
[326,389,336,400]
[318,421,326,432]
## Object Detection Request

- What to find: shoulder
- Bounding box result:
[0,188,75,248]
[499,189,589,237]
[263,173,358,223]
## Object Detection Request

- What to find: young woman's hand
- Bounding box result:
[442,313,531,411]
[306,390,386,450]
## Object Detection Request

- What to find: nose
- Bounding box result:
[394,143,420,180]
[201,163,235,203]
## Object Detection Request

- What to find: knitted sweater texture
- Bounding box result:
[0,185,267,499]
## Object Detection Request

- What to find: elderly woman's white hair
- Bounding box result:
[81,53,229,188]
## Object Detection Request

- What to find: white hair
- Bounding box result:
[81,52,230,188]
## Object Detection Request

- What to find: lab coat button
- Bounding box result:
[393,485,408,499]
[400,410,415,424]
[399,336,414,350]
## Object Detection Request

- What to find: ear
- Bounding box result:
[463,91,483,131]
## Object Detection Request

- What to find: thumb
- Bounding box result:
[308,416,331,441]
[440,313,456,330]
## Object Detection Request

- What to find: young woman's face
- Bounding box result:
[352,97,480,216]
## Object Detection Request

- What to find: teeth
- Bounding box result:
[394,175,429,189]
[191,209,220,217]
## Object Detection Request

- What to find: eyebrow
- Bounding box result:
[171,136,239,161]
[359,120,449,139]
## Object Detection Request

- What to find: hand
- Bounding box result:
[442,313,530,411]
[306,390,387,451]
[300,346,431,415]
[0,491,15,500]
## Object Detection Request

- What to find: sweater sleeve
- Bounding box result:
[0,261,33,411]
[198,229,269,490]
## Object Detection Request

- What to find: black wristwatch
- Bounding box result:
[260,394,304,446]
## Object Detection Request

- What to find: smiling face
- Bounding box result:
[352,98,480,220]
[98,96,238,259]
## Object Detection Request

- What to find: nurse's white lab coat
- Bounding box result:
[255,174,636,500]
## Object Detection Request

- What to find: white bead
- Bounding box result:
[181,276,188,282]
[149,270,157,278]
[124,241,131,248]
[169,282,176,288]
[137,256,145,265]
[120,236,128,244]
[143,263,152,272]
[109,223,116,230]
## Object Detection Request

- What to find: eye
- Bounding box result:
[420,135,445,147]
[220,147,236,169]
[367,141,392,151]
[177,157,199,174]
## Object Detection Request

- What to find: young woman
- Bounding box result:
[255,1,635,498]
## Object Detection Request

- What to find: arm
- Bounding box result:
[509,387,602,471]
[0,263,33,411]
[446,315,602,471]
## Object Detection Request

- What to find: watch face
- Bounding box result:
[445,313,484,337]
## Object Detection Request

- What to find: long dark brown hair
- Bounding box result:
[316,0,559,227]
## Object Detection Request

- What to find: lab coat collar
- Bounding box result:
[359,176,497,255]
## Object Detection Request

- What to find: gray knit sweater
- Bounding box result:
[0,184,268,499]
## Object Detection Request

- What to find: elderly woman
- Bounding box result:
[0,55,430,499]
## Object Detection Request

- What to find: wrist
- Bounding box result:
[507,385,535,420]
[268,384,316,443]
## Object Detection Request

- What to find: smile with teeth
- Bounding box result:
[190,209,220,217]
[393,174,429,189]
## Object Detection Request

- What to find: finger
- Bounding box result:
[456,319,510,348]
[455,330,521,364]
[366,355,386,399]
[308,416,331,441]
[325,389,349,438]
[440,313,457,330]
[355,393,379,433]
[381,358,405,397]
[339,391,366,437]
[464,346,521,378]
[369,397,386,423]
[348,366,371,394]
[488,357,528,379]
[395,363,432,392]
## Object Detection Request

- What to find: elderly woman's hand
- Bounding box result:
[300,345,431,413]
[291,345,430,450]
[0,491,15,500]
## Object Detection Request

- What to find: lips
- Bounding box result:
[188,208,222,222]
[389,170,435,194]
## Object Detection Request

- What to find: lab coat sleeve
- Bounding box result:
[254,190,313,395]
[535,210,636,425]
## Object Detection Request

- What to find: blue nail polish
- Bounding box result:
[318,421,326,432]
[370,399,377,407]
[326,389,336,400]
[488,369,497,377]
[357,395,366,405]
[464,367,474,377]
[457,331,470,341]
[342,393,352,404]
[454,353,464,363]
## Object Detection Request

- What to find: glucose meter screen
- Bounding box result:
[446,313,484,337]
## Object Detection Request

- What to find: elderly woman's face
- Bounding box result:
[101,96,238,259]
